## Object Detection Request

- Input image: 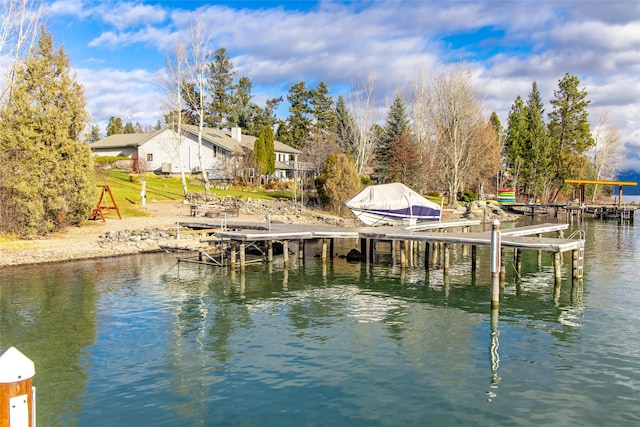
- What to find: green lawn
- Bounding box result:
[94,170,293,218]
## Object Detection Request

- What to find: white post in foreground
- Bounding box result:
[0,347,36,427]
[490,219,501,309]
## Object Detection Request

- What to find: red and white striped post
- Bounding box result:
[0,347,36,427]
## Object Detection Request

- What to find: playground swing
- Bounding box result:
[89,185,122,222]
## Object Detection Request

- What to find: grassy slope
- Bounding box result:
[95,170,292,217]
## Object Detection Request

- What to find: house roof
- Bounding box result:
[235,133,301,155]
[181,125,302,155]
[89,131,158,149]
[90,125,302,155]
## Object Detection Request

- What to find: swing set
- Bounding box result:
[89,185,122,222]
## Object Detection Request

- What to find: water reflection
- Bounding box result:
[2,217,638,425]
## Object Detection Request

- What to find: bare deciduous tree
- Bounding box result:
[157,41,189,197]
[348,73,380,175]
[590,109,623,201]
[420,63,499,206]
[0,0,41,106]
[184,18,212,192]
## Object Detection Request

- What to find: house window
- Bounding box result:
[213,146,218,157]
[146,153,153,161]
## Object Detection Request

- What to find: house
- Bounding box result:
[90,125,305,180]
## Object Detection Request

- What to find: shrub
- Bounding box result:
[460,189,478,202]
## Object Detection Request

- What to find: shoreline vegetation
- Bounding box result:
[0,198,518,269]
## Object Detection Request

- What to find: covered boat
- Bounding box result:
[345,183,442,226]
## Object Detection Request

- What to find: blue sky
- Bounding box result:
[37,0,640,171]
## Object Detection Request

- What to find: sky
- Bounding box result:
[38,0,640,172]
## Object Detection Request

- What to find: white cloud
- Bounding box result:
[100,2,167,30]
[47,0,640,170]
[76,67,161,126]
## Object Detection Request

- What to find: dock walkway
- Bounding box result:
[165,218,584,283]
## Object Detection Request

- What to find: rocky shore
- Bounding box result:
[0,198,517,268]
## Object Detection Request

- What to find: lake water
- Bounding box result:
[1,218,640,426]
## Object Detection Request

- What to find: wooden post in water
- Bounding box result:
[443,243,450,275]
[267,240,273,263]
[424,242,430,269]
[471,246,477,272]
[239,242,246,271]
[321,238,328,263]
[490,219,501,309]
[553,252,562,285]
[283,240,289,266]
[230,242,237,268]
[0,347,36,427]
[400,240,407,268]
[299,240,304,260]
[330,239,335,261]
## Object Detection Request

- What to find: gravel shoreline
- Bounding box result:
[0,199,510,269]
[0,201,349,268]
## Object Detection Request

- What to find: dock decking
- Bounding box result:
[162,218,585,285]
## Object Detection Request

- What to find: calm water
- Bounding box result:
[1,218,640,426]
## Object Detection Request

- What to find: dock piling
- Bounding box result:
[491,219,501,309]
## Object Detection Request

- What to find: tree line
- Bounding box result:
[0,6,622,236]
[152,18,623,211]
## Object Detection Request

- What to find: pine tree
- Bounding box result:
[548,73,594,199]
[525,82,554,201]
[0,26,94,236]
[309,81,337,137]
[504,96,527,189]
[285,81,312,148]
[375,93,409,183]
[124,122,135,133]
[335,95,359,155]
[207,47,237,129]
[106,116,124,135]
[84,124,101,142]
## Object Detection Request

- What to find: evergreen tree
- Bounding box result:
[252,96,282,135]
[84,124,101,142]
[335,95,359,155]
[180,82,202,126]
[0,26,94,236]
[124,122,135,133]
[106,116,124,135]
[489,112,504,144]
[375,93,409,183]
[504,96,528,189]
[253,126,267,176]
[207,47,237,129]
[309,81,337,137]
[524,82,554,201]
[548,73,594,199]
[315,153,361,213]
[263,125,276,175]
[285,81,312,148]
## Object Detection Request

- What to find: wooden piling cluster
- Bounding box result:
[204,220,584,284]
[163,218,586,309]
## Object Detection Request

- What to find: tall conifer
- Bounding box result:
[0,26,94,235]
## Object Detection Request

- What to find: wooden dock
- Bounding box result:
[506,202,637,223]
[163,218,585,286]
